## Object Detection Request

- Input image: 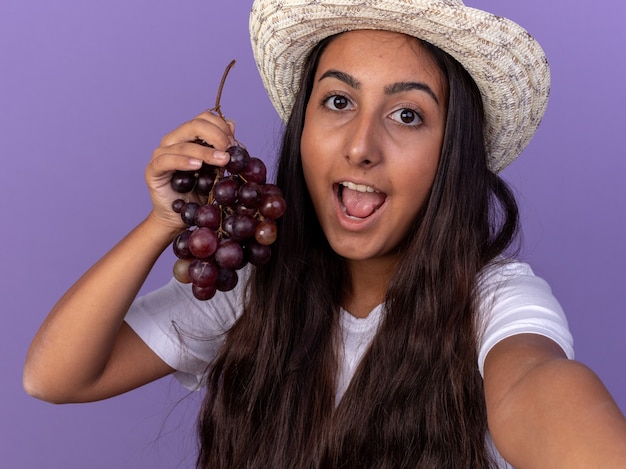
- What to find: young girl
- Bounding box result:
[24,0,626,467]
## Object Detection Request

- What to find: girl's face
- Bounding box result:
[301,30,447,264]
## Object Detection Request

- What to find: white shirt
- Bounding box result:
[125,259,574,468]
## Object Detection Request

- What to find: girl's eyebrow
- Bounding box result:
[319,69,439,105]
[385,81,439,105]
[319,69,361,89]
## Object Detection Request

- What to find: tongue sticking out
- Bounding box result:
[341,185,386,218]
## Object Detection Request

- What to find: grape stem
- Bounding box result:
[210,59,237,120]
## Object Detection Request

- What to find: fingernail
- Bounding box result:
[189,158,203,167]
[214,151,228,160]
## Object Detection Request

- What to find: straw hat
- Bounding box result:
[249,0,550,173]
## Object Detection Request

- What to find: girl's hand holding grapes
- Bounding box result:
[145,111,235,234]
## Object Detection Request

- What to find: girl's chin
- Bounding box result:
[326,236,396,263]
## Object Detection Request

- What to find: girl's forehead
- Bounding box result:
[315,30,446,100]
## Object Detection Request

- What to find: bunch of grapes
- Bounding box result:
[170,145,285,300]
[168,60,286,301]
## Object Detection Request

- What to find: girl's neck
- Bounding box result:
[343,256,398,318]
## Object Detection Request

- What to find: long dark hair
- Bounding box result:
[196,34,519,468]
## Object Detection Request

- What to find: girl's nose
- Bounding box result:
[343,112,382,167]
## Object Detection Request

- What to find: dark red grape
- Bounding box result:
[195,172,215,196]
[192,283,217,301]
[189,258,219,288]
[173,229,193,259]
[226,145,250,173]
[213,178,239,206]
[231,214,257,242]
[188,227,218,259]
[195,203,221,229]
[172,198,185,213]
[215,239,245,269]
[262,183,283,198]
[240,157,267,184]
[238,181,263,208]
[245,240,272,266]
[255,220,277,245]
[222,214,236,237]
[216,268,238,292]
[259,194,286,220]
[235,203,257,217]
[171,171,197,193]
[181,202,200,226]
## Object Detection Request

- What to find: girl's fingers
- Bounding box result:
[152,141,230,168]
[147,151,202,178]
[159,111,235,149]
[225,118,236,136]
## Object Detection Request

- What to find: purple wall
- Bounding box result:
[2,0,624,467]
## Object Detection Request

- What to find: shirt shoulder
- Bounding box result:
[475,260,574,377]
[125,267,248,389]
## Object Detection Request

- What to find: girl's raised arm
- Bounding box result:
[23,112,234,403]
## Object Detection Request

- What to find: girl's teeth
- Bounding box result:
[341,181,376,193]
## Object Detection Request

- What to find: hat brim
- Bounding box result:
[250,0,550,172]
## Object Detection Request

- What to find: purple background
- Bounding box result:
[1,1,624,467]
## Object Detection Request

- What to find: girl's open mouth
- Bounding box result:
[338,181,387,219]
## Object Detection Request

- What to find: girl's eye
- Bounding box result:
[390,108,422,127]
[324,95,351,111]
